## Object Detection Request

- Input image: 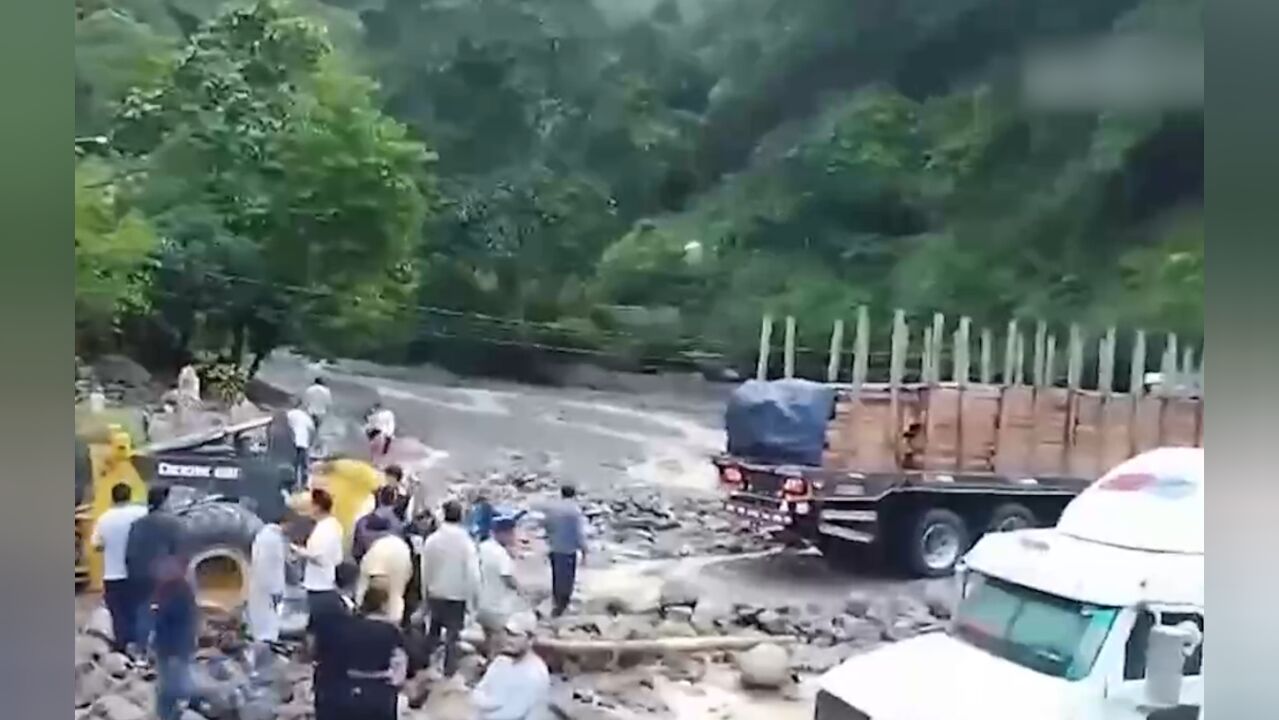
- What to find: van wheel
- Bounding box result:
[987,503,1037,534]
[906,508,969,578]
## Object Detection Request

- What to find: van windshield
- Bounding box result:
[951,572,1118,680]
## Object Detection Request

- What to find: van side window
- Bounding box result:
[1124,610,1204,680]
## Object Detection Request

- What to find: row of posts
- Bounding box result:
[755,310,1203,397]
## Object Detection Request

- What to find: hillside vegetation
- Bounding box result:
[75,0,1203,381]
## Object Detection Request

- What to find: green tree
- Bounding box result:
[110,0,432,370]
[75,158,159,348]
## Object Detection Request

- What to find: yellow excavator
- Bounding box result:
[75,416,387,612]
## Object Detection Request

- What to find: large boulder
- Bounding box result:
[844,590,874,618]
[690,597,729,635]
[582,574,661,616]
[100,652,131,679]
[658,573,701,608]
[736,643,791,690]
[75,666,112,708]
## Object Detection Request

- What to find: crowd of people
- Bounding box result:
[91,483,196,720]
[93,381,589,719]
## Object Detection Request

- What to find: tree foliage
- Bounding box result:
[96,1,432,367]
[75,0,1202,377]
[75,157,159,346]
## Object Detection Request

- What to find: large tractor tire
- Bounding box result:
[176,500,263,611]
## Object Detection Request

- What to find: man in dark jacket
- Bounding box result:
[351,485,405,562]
[125,485,184,658]
[152,557,197,720]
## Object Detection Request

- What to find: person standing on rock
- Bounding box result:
[476,515,522,658]
[293,488,346,626]
[419,499,480,677]
[124,485,183,659]
[152,556,198,720]
[365,402,397,467]
[541,484,588,617]
[469,490,496,543]
[471,612,550,720]
[358,513,414,625]
[302,376,332,432]
[247,510,288,666]
[286,402,316,489]
[92,482,148,652]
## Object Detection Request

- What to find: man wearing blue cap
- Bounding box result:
[476,514,521,658]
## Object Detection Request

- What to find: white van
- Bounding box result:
[813,447,1205,720]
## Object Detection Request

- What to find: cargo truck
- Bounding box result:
[713,314,1204,577]
[812,446,1205,720]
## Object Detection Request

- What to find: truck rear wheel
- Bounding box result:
[986,502,1037,534]
[905,508,969,578]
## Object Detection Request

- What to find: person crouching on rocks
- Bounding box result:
[471,612,550,720]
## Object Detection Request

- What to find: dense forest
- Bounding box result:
[75,0,1203,382]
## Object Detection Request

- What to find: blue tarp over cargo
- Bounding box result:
[725,379,836,467]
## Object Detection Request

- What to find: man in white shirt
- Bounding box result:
[301,377,332,428]
[365,403,396,467]
[91,482,147,652]
[419,499,480,677]
[247,514,287,665]
[471,612,550,720]
[285,405,315,488]
[476,515,521,658]
[292,489,345,630]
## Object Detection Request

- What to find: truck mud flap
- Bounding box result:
[818,522,874,544]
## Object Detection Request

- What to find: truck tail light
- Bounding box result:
[782,477,809,498]
[721,466,743,487]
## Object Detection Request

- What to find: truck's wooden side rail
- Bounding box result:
[754,309,1203,478]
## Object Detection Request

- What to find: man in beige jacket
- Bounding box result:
[357,513,414,625]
